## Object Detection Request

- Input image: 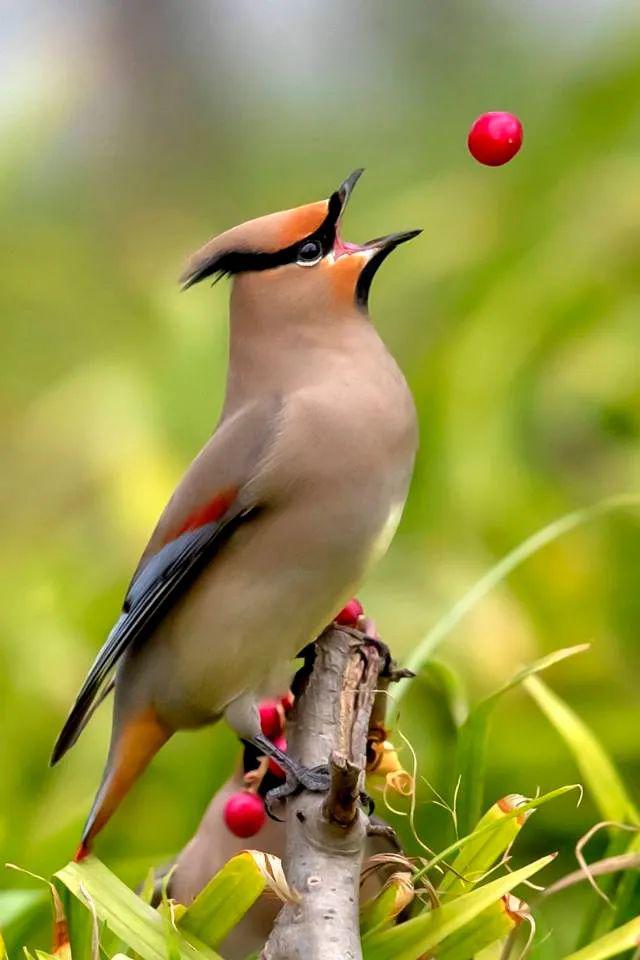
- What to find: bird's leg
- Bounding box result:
[250,733,330,793]
[244,733,330,819]
[252,640,329,809]
[226,693,330,813]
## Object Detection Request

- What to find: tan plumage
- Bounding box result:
[51,170,420,854]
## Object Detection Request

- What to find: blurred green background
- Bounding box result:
[2,0,640,952]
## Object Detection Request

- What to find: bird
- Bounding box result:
[50,169,420,859]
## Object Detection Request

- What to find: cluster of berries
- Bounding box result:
[222,598,364,838]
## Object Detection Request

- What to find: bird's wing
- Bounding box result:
[51,398,284,765]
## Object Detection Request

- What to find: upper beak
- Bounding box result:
[336,168,365,216]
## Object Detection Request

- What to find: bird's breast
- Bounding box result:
[365,499,406,568]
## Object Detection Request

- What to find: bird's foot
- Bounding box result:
[334,626,413,682]
[251,733,330,815]
[297,762,330,792]
[264,764,330,817]
[367,817,401,849]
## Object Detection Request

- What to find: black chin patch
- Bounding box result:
[355,246,394,309]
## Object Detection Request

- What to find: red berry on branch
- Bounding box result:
[468,112,523,167]
[334,598,364,626]
[280,690,294,713]
[268,735,287,779]
[223,791,266,838]
[258,699,283,739]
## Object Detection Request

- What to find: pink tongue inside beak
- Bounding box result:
[333,230,364,258]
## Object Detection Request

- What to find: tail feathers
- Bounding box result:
[73,842,90,863]
[80,706,170,852]
[50,679,115,766]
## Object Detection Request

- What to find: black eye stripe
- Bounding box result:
[183,189,343,287]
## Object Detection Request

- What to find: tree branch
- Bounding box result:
[262,626,383,960]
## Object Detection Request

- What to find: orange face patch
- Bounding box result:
[276,200,329,249]
[328,251,369,305]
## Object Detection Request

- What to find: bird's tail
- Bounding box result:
[51,679,115,766]
[76,706,170,859]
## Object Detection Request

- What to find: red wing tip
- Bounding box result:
[167,488,238,543]
[73,842,90,863]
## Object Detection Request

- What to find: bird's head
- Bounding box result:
[180,170,421,319]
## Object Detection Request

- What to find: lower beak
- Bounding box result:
[353,227,422,310]
[362,229,423,253]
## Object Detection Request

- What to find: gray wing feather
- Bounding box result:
[50,507,255,764]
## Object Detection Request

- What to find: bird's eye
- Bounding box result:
[296,239,323,266]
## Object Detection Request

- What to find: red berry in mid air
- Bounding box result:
[334,598,364,626]
[268,735,287,779]
[223,791,266,838]
[468,112,523,166]
[258,699,283,739]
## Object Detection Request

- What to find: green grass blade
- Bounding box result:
[524,676,639,824]
[526,676,639,948]
[438,795,529,897]
[417,660,469,728]
[177,853,266,949]
[455,645,588,832]
[360,874,414,936]
[609,853,640,927]
[362,854,554,960]
[560,916,640,960]
[0,890,47,954]
[414,785,576,882]
[574,834,640,947]
[455,703,492,837]
[398,494,640,699]
[434,897,519,960]
[475,944,504,960]
[489,645,591,703]
[0,890,46,930]
[54,880,98,960]
[56,856,222,960]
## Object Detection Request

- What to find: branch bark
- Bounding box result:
[262,626,383,960]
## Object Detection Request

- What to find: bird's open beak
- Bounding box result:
[336,168,364,215]
[331,169,422,260]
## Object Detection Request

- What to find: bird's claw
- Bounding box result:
[264,763,330,817]
[360,635,414,682]
[336,627,407,680]
[252,733,332,816]
[297,762,330,792]
[264,775,297,818]
[361,790,375,815]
